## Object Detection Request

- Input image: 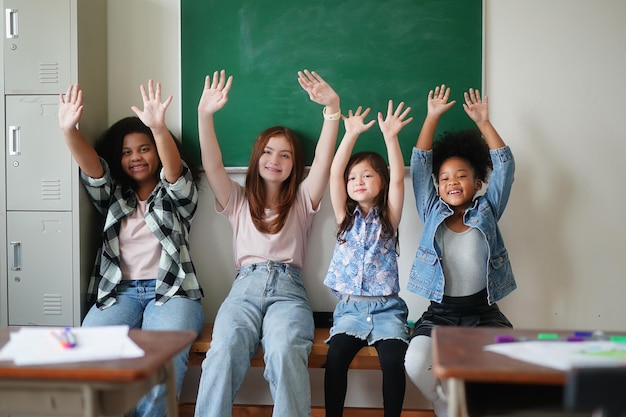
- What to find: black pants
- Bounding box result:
[324,333,408,417]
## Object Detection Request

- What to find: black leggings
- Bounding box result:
[324,333,408,417]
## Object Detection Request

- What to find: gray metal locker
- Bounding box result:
[5,95,72,211]
[3,0,71,95]
[0,0,107,327]
[7,211,73,325]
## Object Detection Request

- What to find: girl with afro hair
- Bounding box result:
[404,85,517,416]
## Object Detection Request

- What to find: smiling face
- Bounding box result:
[437,156,483,209]
[258,135,294,185]
[121,132,160,191]
[347,159,383,213]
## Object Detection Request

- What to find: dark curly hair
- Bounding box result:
[433,129,492,182]
[94,116,201,193]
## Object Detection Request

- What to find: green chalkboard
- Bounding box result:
[181,0,482,167]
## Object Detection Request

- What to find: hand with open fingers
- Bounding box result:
[427,84,456,117]
[297,69,340,109]
[378,100,413,140]
[463,88,489,123]
[58,83,83,130]
[131,79,172,131]
[343,106,376,136]
[198,69,233,116]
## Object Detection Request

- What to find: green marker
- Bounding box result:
[609,335,626,343]
[537,333,559,340]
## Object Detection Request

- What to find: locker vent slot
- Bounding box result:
[41,179,61,200]
[43,294,63,315]
[38,62,60,84]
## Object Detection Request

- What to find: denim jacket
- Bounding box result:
[408,146,516,304]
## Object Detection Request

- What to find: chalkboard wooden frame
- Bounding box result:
[181,0,482,167]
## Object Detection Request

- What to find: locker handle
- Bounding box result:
[9,241,21,271]
[5,8,17,39]
[9,125,20,156]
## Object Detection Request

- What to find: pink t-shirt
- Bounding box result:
[119,198,161,280]
[217,180,318,270]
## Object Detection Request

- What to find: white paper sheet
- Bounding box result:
[0,325,144,365]
[484,340,626,371]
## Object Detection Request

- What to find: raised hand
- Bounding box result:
[427,84,456,117]
[463,88,489,123]
[58,83,83,130]
[343,106,376,136]
[415,85,454,150]
[198,70,233,116]
[131,79,172,131]
[58,83,103,179]
[297,70,340,109]
[378,100,413,140]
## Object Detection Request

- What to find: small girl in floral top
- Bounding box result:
[323,101,413,417]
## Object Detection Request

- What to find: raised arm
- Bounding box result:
[58,84,104,178]
[415,84,456,151]
[329,107,376,223]
[377,100,413,231]
[462,88,506,149]
[197,70,234,209]
[131,80,181,184]
[297,70,340,209]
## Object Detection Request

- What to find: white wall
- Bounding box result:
[107,0,626,409]
[484,0,626,331]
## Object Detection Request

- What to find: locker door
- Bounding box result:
[6,95,72,211]
[2,0,71,94]
[7,211,73,326]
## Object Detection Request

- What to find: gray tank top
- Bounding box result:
[435,223,488,297]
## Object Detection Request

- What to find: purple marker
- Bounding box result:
[567,336,586,342]
[495,335,516,343]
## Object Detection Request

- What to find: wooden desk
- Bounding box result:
[432,327,591,417]
[0,327,196,417]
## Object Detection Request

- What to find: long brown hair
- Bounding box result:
[245,126,305,234]
[337,152,397,248]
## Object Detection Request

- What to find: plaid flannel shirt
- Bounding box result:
[81,158,203,309]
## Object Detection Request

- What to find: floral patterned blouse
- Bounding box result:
[324,207,399,298]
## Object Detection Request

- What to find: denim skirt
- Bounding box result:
[328,294,410,345]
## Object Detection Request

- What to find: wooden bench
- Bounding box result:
[181,325,434,417]
[187,324,380,369]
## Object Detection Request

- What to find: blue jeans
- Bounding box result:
[82,279,205,417]
[195,262,314,417]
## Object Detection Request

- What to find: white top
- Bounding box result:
[217,180,318,270]
[119,198,161,280]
